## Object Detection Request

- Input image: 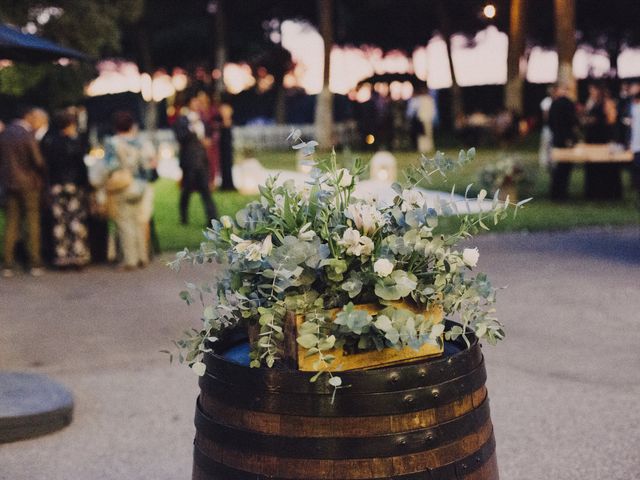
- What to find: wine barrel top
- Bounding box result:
[200,321,484,416]
[204,320,481,394]
[0,372,74,443]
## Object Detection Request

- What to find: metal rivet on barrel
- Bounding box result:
[447,358,454,365]
[431,389,440,398]
[425,433,434,442]
[418,368,427,378]
[390,373,400,383]
[476,456,482,463]
[404,394,415,404]
[461,463,468,470]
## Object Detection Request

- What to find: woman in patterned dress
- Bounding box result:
[41,111,91,268]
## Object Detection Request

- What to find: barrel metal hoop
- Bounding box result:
[199,358,487,417]
[204,321,482,396]
[192,430,497,480]
[194,395,491,459]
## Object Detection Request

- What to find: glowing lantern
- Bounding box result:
[483,4,496,19]
[370,151,397,183]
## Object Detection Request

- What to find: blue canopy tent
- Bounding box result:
[0,24,88,62]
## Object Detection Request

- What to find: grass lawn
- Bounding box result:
[1,143,639,255]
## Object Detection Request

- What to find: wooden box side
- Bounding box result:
[284,303,445,372]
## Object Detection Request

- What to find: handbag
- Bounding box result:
[105,168,133,193]
[123,178,147,203]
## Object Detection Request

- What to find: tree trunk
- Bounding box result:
[435,0,463,130]
[214,0,227,95]
[505,0,527,116]
[554,0,577,99]
[314,0,334,148]
[136,9,158,131]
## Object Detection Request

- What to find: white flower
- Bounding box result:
[273,194,285,212]
[462,247,480,267]
[244,235,273,261]
[298,223,316,241]
[191,361,206,376]
[220,215,233,229]
[401,189,425,212]
[360,236,374,256]
[429,323,445,340]
[338,228,374,257]
[245,244,263,261]
[337,168,353,187]
[339,228,362,255]
[231,234,271,261]
[231,234,252,254]
[346,203,386,235]
[260,234,273,256]
[373,258,394,277]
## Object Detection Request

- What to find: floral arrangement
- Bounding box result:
[169,134,529,387]
[478,157,533,199]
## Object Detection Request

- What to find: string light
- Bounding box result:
[483,4,496,19]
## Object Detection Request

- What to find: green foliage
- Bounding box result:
[170,134,534,394]
[0,1,143,106]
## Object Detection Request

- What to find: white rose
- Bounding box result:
[337,168,353,187]
[374,258,394,277]
[360,236,374,256]
[346,203,385,235]
[462,247,480,267]
[220,215,233,229]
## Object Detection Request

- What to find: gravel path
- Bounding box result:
[1,226,639,479]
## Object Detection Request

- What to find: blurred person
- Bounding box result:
[197,90,222,190]
[104,111,156,270]
[40,111,90,269]
[617,82,633,146]
[582,83,616,143]
[548,83,578,201]
[174,95,219,223]
[408,85,436,153]
[630,91,640,204]
[539,87,554,169]
[0,107,47,277]
[218,94,235,191]
[582,83,622,199]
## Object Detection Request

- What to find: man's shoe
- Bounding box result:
[29,267,44,277]
[2,269,15,278]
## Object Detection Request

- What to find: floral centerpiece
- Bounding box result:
[478,157,533,202]
[169,134,529,389]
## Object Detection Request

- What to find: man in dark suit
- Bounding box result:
[173,95,218,225]
[0,107,48,277]
[548,83,578,201]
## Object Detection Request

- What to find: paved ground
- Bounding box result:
[1,226,639,480]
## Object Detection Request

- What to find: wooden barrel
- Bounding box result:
[192,321,499,479]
